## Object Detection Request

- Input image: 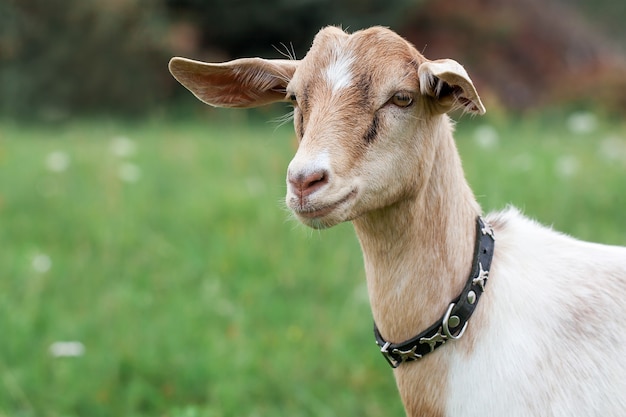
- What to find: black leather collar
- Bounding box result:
[373,216,495,368]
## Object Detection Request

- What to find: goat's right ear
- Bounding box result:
[168,57,299,108]
[418,59,486,115]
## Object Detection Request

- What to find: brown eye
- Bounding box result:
[391,92,413,108]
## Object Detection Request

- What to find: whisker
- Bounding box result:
[273,42,298,61]
[269,109,295,132]
[290,43,297,61]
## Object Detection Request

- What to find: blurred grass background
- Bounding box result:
[1,0,626,416]
[1,111,625,417]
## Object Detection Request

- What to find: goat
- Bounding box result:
[169,26,626,417]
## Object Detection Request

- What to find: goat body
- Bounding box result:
[169,26,626,417]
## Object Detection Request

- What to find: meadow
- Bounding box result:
[1,108,625,417]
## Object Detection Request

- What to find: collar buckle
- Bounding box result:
[379,342,401,368]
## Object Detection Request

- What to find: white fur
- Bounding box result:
[446,209,626,416]
[287,148,330,181]
[325,45,354,92]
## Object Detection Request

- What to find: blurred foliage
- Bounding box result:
[1,0,416,120]
[566,0,626,53]
[400,0,626,113]
[165,0,418,58]
[0,0,171,120]
[1,0,625,119]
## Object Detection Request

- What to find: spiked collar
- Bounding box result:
[373,216,495,368]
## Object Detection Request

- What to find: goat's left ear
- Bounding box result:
[169,57,299,108]
[418,59,486,115]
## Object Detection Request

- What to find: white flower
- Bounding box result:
[352,282,370,304]
[555,155,579,178]
[566,111,597,135]
[49,341,85,358]
[511,153,534,172]
[215,299,236,317]
[118,162,141,183]
[110,136,137,158]
[598,136,626,164]
[32,253,52,273]
[245,177,266,196]
[473,124,499,149]
[45,151,70,172]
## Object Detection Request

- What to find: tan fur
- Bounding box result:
[352,117,480,415]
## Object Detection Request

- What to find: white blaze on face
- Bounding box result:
[325,44,355,93]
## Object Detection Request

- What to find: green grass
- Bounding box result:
[0,109,625,417]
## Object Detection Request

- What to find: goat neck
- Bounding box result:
[353,115,480,344]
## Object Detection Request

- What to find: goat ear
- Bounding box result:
[418,59,486,115]
[168,57,298,108]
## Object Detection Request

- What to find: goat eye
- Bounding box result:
[391,92,413,108]
[287,93,298,104]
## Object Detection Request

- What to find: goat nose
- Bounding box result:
[288,169,329,198]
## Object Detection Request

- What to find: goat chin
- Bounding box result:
[170,25,626,417]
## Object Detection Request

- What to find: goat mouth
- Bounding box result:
[294,189,357,220]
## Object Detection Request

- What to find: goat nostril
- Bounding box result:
[290,170,329,197]
[308,171,326,186]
